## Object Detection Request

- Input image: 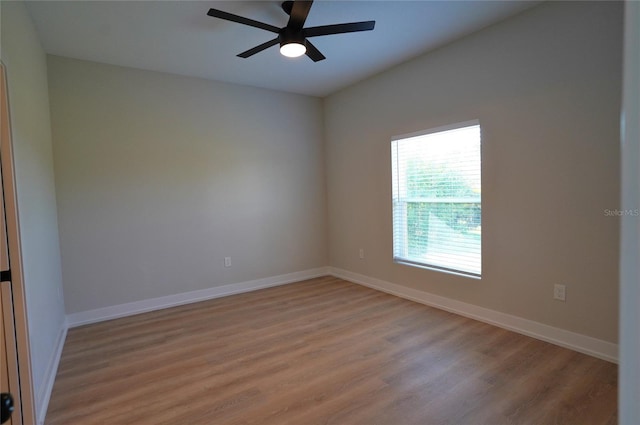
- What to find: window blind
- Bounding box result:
[391,122,482,277]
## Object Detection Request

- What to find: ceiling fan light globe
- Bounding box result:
[280,42,306,58]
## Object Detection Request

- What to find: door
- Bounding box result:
[2,156,19,425]
[0,62,36,425]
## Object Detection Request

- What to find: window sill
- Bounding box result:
[393,258,482,280]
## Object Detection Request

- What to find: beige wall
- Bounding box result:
[0,0,66,417]
[324,1,622,343]
[47,56,327,314]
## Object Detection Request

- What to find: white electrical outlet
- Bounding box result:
[553,284,566,301]
[224,257,232,268]
[359,248,364,259]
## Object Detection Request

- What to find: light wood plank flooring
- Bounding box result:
[46,277,617,424]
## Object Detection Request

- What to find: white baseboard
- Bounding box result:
[37,321,68,425]
[329,267,618,363]
[65,265,618,362]
[66,267,330,328]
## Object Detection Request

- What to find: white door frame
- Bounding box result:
[620,1,640,423]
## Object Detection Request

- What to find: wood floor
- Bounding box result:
[46,277,617,425]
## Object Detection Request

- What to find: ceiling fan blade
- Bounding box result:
[207,8,280,34]
[305,40,326,62]
[304,21,376,38]
[237,38,280,58]
[287,1,313,31]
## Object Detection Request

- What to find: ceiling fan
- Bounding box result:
[206,0,375,62]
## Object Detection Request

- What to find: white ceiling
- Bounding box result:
[25,0,540,97]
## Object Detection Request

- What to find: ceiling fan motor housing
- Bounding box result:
[279,27,306,49]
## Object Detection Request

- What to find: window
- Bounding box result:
[391,121,481,278]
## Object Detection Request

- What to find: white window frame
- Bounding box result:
[391,120,482,279]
